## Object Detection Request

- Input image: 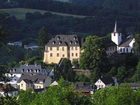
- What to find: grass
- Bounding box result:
[0,8,92,20]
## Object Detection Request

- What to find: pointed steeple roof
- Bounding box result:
[114,21,117,33]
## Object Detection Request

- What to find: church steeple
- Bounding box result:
[111,21,122,45]
[114,21,117,33]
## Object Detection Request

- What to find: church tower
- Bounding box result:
[111,21,122,45]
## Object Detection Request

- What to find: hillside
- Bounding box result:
[0,8,91,20]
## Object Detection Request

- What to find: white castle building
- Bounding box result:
[106,22,135,55]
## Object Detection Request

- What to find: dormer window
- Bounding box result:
[52,41,55,44]
[70,41,72,44]
[75,41,78,44]
[73,36,77,40]
[22,69,24,72]
[59,41,62,45]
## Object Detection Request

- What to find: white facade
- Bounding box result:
[95,79,106,90]
[110,22,135,54]
[117,46,133,54]
[111,32,122,46]
[95,79,113,90]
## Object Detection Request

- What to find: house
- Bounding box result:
[17,74,52,91]
[95,76,114,90]
[5,64,50,87]
[106,21,135,55]
[0,84,18,97]
[75,82,95,95]
[24,43,40,50]
[43,35,81,64]
[7,41,22,47]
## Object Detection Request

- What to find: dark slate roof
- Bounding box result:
[46,35,80,47]
[119,38,134,47]
[9,64,48,75]
[23,79,33,84]
[17,74,49,84]
[75,82,93,92]
[100,76,114,85]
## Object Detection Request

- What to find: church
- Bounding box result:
[106,22,135,55]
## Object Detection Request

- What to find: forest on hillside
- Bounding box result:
[0,0,139,41]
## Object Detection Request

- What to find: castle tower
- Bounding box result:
[111,21,122,45]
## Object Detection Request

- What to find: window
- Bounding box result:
[57,53,59,57]
[50,47,52,51]
[75,53,78,57]
[21,84,23,87]
[62,54,65,57]
[50,53,53,57]
[52,41,55,44]
[126,48,128,52]
[59,41,62,45]
[62,47,64,51]
[120,48,122,53]
[72,53,74,57]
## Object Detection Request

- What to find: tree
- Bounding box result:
[55,58,75,81]
[134,34,140,57]
[133,60,140,82]
[116,66,127,83]
[72,59,79,68]
[80,36,110,79]
[0,96,19,105]
[37,27,49,46]
[18,89,36,105]
[92,85,139,105]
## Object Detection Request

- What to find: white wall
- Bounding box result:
[117,46,133,53]
[111,32,122,45]
[95,79,106,90]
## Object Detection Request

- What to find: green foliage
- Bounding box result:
[134,34,140,57]
[18,89,37,105]
[75,74,90,82]
[116,66,127,83]
[0,96,19,105]
[55,58,75,81]
[80,36,110,81]
[17,79,92,105]
[92,85,140,105]
[72,59,79,68]
[132,60,140,82]
[37,27,49,46]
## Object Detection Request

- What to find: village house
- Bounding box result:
[95,76,115,90]
[5,64,51,88]
[7,41,22,47]
[17,74,52,91]
[43,35,81,64]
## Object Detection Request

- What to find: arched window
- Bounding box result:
[120,48,122,53]
[123,48,125,53]
[126,48,128,53]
